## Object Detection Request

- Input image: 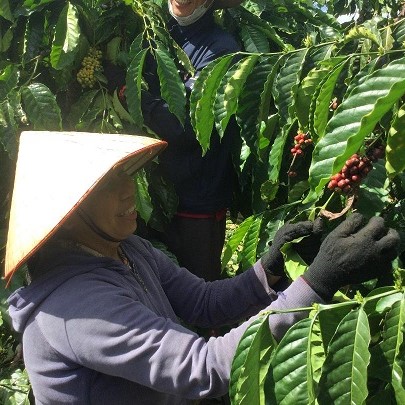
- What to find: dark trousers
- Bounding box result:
[162,214,226,281]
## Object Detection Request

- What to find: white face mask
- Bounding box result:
[168,0,214,26]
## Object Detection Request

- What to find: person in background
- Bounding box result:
[6,130,400,404]
[105,0,243,281]
[139,0,244,281]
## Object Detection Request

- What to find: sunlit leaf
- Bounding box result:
[273,49,308,125]
[310,57,348,140]
[266,317,320,404]
[222,215,254,270]
[318,308,371,404]
[306,56,405,202]
[230,313,275,405]
[240,214,262,270]
[386,104,405,176]
[155,47,186,126]
[190,54,235,154]
[215,54,259,138]
[50,3,80,70]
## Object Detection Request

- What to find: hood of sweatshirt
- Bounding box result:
[7,248,123,334]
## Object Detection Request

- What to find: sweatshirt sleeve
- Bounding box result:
[140,240,324,338]
[53,270,322,400]
[153,248,275,327]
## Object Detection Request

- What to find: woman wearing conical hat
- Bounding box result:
[6,131,399,404]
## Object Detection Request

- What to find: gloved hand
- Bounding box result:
[294,217,323,265]
[261,219,323,277]
[303,213,400,301]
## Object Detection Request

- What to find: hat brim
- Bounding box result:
[4,131,167,281]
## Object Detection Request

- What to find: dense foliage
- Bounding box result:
[1,0,405,403]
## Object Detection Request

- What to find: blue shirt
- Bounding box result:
[142,11,241,213]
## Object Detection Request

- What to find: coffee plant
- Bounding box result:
[1,0,405,403]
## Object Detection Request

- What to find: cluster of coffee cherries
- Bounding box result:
[288,132,313,177]
[328,154,373,194]
[77,47,103,89]
[290,132,313,157]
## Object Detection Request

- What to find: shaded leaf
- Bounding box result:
[369,294,405,403]
[267,121,295,200]
[0,0,13,22]
[356,159,390,217]
[21,83,62,130]
[240,24,270,53]
[126,48,148,127]
[393,19,405,47]
[317,302,358,350]
[0,64,19,101]
[0,100,18,159]
[135,170,153,224]
[68,89,99,128]
[24,12,46,62]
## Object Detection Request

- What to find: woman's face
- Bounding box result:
[74,168,138,243]
[169,0,207,17]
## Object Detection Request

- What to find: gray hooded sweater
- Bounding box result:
[8,235,321,404]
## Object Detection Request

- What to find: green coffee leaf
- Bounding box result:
[386,104,405,176]
[236,55,280,152]
[266,317,320,404]
[0,64,19,101]
[230,313,275,405]
[190,54,235,154]
[221,215,254,270]
[215,54,259,138]
[318,308,371,404]
[50,3,80,70]
[21,83,62,130]
[273,49,308,126]
[240,214,262,270]
[126,48,148,127]
[310,57,348,140]
[306,56,405,202]
[155,47,186,127]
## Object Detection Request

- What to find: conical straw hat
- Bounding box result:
[5,131,167,281]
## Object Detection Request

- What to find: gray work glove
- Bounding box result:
[303,213,400,301]
[261,219,323,277]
